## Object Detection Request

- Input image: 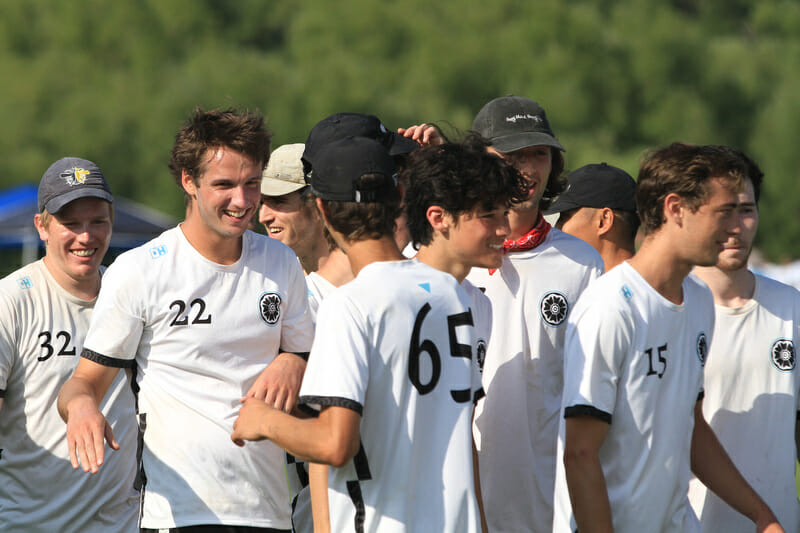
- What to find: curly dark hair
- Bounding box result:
[637,143,760,235]
[168,107,271,188]
[403,135,528,248]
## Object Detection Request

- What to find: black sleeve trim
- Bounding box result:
[697,391,705,402]
[0,389,5,398]
[564,404,612,424]
[796,411,800,422]
[473,388,485,404]
[298,395,363,416]
[283,351,309,362]
[297,404,320,418]
[81,348,134,368]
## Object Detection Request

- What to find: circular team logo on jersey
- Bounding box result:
[540,291,568,327]
[696,332,708,367]
[771,338,795,372]
[259,292,282,325]
[476,338,487,373]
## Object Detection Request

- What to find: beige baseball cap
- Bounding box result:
[261,143,306,196]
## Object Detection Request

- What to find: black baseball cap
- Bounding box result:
[546,163,637,214]
[302,112,418,173]
[38,157,113,214]
[472,95,564,153]
[308,136,398,203]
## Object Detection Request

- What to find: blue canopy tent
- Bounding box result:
[0,183,176,266]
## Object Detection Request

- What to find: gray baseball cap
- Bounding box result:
[261,143,306,196]
[472,95,564,153]
[38,157,113,213]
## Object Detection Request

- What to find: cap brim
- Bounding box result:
[388,134,419,156]
[490,132,564,153]
[261,178,306,197]
[544,196,582,215]
[45,189,113,214]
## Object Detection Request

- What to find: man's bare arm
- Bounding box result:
[57,358,121,473]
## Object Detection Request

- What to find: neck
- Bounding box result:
[298,230,331,274]
[692,265,755,307]
[179,220,242,265]
[628,233,693,304]
[315,248,354,287]
[508,205,539,240]
[42,257,100,301]
[340,236,405,276]
[415,244,469,283]
[598,238,635,272]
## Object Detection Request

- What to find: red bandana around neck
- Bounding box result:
[489,212,551,275]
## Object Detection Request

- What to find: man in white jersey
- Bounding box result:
[687,148,800,532]
[467,95,604,532]
[554,143,783,533]
[0,157,138,532]
[547,163,639,271]
[259,143,330,274]
[58,109,314,532]
[231,135,526,532]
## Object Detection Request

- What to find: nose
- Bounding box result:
[498,213,511,239]
[258,202,274,225]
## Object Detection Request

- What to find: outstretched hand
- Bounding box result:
[65,398,118,474]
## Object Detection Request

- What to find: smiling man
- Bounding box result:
[553,143,783,533]
[0,158,138,532]
[688,148,800,532]
[259,143,329,274]
[57,109,314,532]
[467,95,603,532]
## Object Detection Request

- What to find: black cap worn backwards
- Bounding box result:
[546,163,637,215]
[38,157,113,214]
[302,112,418,174]
[308,136,398,203]
[472,95,564,153]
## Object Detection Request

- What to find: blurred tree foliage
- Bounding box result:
[0,0,798,260]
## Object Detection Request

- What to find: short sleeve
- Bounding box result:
[562,300,633,421]
[0,290,18,392]
[298,293,369,414]
[81,257,145,364]
[278,256,314,355]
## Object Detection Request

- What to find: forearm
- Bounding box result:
[57,376,103,422]
[234,402,360,467]
[473,438,488,533]
[691,408,779,528]
[564,449,614,533]
[309,462,331,533]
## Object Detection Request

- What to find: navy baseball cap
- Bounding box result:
[546,163,637,214]
[309,137,398,203]
[38,157,113,213]
[472,95,564,154]
[302,112,418,173]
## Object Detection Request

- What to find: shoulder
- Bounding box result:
[0,261,43,295]
[247,230,298,261]
[543,228,605,270]
[755,272,800,300]
[685,272,714,307]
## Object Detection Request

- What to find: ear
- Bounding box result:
[597,207,615,236]
[663,192,684,227]
[181,169,197,197]
[33,213,49,244]
[425,206,449,237]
